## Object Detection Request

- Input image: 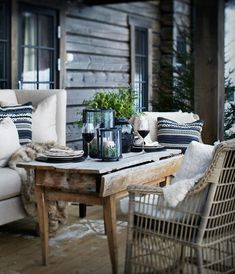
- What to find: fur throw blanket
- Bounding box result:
[8,142,69,236]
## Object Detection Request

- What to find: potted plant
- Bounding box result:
[84,86,136,118]
[82,86,137,153]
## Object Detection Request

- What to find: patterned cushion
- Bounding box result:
[0,102,33,144]
[157,117,204,153]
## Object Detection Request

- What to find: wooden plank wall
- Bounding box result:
[64,1,160,148]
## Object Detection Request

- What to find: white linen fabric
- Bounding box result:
[32,95,57,143]
[0,90,18,106]
[0,117,21,167]
[163,141,214,207]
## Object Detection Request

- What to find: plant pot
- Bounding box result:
[114,117,134,153]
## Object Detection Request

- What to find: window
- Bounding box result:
[134,27,149,111]
[0,0,10,88]
[130,17,152,112]
[225,0,235,102]
[18,5,58,89]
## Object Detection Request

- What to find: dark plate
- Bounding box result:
[36,155,86,163]
[131,145,166,153]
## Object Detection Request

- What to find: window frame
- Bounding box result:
[18,3,59,89]
[0,0,10,88]
[129,16,152,112]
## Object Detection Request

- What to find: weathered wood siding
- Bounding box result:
[64,1,160,148]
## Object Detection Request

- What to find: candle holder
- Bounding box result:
[82,109,115,158]
[83,109,114,128]
[98,128,122,161]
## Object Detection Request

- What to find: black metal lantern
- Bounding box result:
[98,128,122,161]
[82,109,115,158]
[83,109,114,128]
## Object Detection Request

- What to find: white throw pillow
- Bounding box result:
[163,141,214,207]
[0,117,21,167]
[32,95,57,143]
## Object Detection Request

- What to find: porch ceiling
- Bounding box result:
[84,0,150,5]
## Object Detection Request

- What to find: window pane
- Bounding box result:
[141,57,147,82]
[22,12,37,46]
[0,42,6,79]
[0,1,9,88]
[0,3,5,39]
[135,30,140,54]
[39,50,52,82]
[134,27,148,111]
[0,81,6,88]
[135,56,141,82]
[142,32,147,54]
[38,15,53,47]
[225,0,235,102]
[39,83,50,89]
[135,28,147,56]
[22,48,37,82]
[22,83,37,89]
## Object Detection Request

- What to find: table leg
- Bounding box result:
[103,195,118,274]
[79,203,87,218]
[35,184,49,265]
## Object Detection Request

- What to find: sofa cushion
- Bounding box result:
[15,89,67,146]
[32,95,57,143]
[157,117,204,152]
[131,111,199,142]
[0,168,21,201]
[0,90,18,105]
[0,117,21,167]
[0,102,33,144]
[163,141,214,207]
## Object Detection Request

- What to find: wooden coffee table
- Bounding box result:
[18,150,182,274]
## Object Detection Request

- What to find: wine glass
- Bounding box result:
[136,118,150,153]
[82,123,95,160]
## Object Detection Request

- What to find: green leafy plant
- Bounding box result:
[83,87,137,118]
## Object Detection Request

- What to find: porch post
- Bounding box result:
[194,0,224,144]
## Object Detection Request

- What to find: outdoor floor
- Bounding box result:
[0,203,231,274]
[0,204,127,274]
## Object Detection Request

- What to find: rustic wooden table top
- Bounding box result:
[17,149,182,174]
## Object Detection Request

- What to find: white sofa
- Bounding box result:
[0,89,66,226]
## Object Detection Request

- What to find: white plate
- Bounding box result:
[44,149,84,158]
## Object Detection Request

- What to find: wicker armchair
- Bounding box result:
[125,139,235,274]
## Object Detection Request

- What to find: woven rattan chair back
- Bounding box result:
[125,139,235,274]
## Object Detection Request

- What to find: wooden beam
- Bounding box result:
[84,0,149,5]
[194,0,225,144]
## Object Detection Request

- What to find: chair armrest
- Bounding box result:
[128,184,164,196]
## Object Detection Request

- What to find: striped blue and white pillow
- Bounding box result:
[0,102,33,145]
[157,117,204,153]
